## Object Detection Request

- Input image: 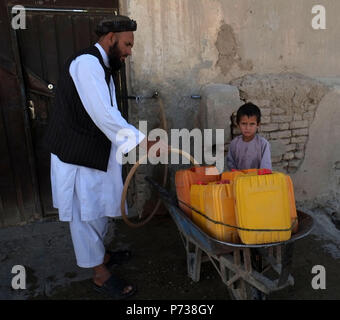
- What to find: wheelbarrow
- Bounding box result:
[145,176,314,300]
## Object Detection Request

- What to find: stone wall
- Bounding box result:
[230,73,329,173]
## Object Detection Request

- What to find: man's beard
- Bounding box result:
[108,41,124,71]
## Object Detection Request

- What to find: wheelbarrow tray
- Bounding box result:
[145,176,314,299]
[146,176,313,253]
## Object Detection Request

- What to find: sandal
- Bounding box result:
[105,249,132,268]
[93,274,136,300]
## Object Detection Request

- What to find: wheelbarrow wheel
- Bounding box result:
[227,269,266,300]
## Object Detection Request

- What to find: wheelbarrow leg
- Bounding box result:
[182,232,203,282]
[278,243,294,287]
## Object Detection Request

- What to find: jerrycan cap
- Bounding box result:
[258,169,272,175]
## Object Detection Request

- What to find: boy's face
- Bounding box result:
[238,115,259,142]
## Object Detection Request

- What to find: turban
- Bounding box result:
[95,15,137,36]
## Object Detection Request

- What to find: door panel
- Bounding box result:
[16,8,127,216]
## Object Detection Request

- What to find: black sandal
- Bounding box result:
[105,250,132,268]
[93,274,136,300]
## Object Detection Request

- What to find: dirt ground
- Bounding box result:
[33,210,340,300]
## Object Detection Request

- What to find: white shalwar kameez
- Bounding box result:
[50,43,145,268]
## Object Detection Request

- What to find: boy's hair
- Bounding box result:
[236,102,261,124]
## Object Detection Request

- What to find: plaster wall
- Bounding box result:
[124,0,340,89]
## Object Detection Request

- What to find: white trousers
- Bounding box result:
[69,186,108,268]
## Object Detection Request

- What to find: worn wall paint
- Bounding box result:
[124,0,340,121]
[216,23,253,76]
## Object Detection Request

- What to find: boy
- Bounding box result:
[226,102,272,170]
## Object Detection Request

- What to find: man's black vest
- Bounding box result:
[44,45,113,171]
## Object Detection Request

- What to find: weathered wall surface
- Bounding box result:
[293,86,340,212]
[125,0,340,87]
[120,0,340,213]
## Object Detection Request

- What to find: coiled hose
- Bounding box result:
[120,98,199,228]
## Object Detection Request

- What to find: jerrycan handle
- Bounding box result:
[258,169,272,175]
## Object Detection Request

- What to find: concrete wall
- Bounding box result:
[120,0,340,213]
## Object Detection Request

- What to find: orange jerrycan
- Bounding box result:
[234,170,292,244]
[221,170,244,182]
[175,166,220,219]
[221,169,257,179]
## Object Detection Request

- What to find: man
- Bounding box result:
[45,15,155,299]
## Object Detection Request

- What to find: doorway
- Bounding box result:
[14,6,129,217]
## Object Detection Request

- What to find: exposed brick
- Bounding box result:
[271,107,285,115]
[303,111,315,121]
[260,108,271,116]
[261,123,279,132]
[280,138,291,145]
[296,143,305,150]
[292,128,309,136]
[291,136,308,144]
[261,116,271,124]
[290,120,309,129]
[283,152,295,160]
[285,144,296,152]
[272,115,293,123]
[293,114,303,121]
[289,159,301,167]
[260,132,270,140]
[307,104,317,111]
[273,162,289,172]
[279,123,289,130]
[271,155,282,163]
[270,130,292,139]
[295,151,305,159]
[253,99,271,108]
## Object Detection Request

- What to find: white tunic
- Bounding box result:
[51,43,145,222]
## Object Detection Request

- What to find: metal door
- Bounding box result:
[14,7,129,216]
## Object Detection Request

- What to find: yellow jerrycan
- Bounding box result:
[234,169,292,244]
[223,169,298,234]
[191,180,239,243]
[190,182,208,231]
